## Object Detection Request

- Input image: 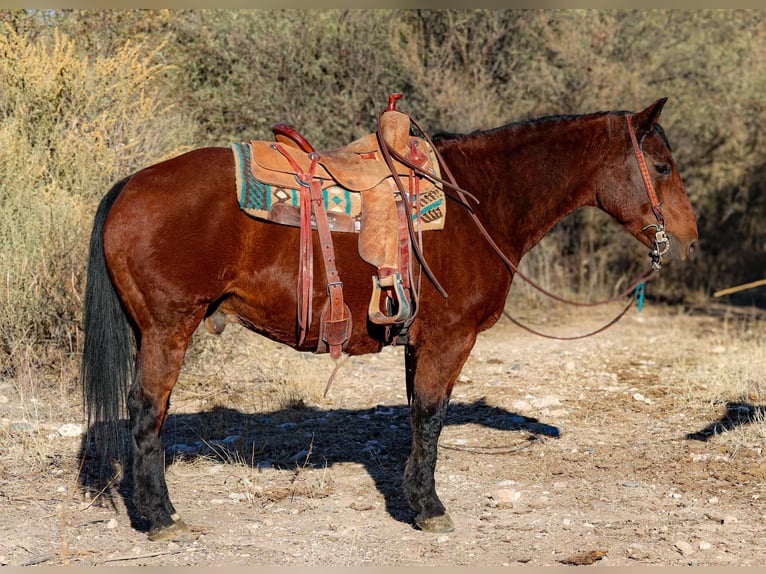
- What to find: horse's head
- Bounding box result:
[597,98,698,269]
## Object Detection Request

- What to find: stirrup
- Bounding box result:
[368,273,411,325]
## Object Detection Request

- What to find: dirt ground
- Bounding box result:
[1,299,765,567]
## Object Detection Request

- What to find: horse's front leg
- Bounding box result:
[403,329,476,533]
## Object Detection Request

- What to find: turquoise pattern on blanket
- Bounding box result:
[231,141,269,212]
[231,141,357,216]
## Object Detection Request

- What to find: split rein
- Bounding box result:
[382,112,669,342]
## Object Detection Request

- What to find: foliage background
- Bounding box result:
[1,9,765,384]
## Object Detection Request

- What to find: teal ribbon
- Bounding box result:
[634,282,646,312]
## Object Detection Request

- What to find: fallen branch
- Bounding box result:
[714,278,766,297]
[98,550,183,564]
[17,554,54,566]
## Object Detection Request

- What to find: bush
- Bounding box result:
[0,24,191,379]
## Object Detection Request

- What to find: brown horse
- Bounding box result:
[81,98,698,540]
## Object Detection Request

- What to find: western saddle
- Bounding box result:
[240,93,446,359]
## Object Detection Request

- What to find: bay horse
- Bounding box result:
[81,97,698,540]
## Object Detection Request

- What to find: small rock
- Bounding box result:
[106,518,118,529]
[722,515,738,525]
[632,392,652,404]
[622,481,641,488]
[512,399,532,412]
[533,395,562,409]
[707,496,719,504]
[699,541,712,551]
[0,394,8,404]
[57,423,83,437]
[10,421,34,433]
[674,540,694,556]
[488,488,521,508]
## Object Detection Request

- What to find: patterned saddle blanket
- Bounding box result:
[231,132,446,233]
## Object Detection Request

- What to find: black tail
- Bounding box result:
[81,177,135,459]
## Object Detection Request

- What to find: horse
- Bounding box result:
[81,97,698,541]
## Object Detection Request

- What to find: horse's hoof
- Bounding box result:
[147,517,191,541]
[416,513,455,533]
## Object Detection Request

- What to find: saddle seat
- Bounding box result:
[251,129,427,193]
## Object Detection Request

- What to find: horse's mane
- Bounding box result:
[431,109,671,150]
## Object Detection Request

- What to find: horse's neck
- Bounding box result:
[444,116,607,260]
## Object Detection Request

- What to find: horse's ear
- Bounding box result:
[633,97,668,139]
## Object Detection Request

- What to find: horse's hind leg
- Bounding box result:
[128,320,200,541]
[404,329,476,533]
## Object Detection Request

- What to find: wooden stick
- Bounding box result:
[99,550,183,564]
[714,278,766,297]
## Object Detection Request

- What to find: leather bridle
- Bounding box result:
[626,113,670,271]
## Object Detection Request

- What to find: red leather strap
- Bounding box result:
[273,144,351,355]
[308,180,351,358]
[272,144,325,347]
[297,184,313,344]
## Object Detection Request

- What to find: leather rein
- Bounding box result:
[382,112,671,341]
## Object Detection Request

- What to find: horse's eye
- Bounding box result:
[654,163,671,176]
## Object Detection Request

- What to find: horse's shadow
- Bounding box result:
[686,401,766,441]
[77,398,560,533]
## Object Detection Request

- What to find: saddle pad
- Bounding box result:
[231,139,446,233]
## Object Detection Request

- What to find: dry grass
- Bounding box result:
[0,25,192,390]
[178,324,339,414]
